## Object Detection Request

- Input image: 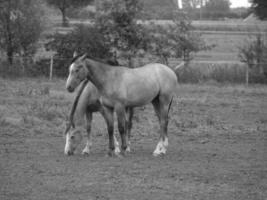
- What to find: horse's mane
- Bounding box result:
[71,54,119,66]
[64,79,89,134]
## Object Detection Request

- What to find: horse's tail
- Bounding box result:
[167,96,174,119]
[174,61,185,72]
[64,79,89,135]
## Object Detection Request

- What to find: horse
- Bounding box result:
[64,57,134,156]
[66,54,178,156]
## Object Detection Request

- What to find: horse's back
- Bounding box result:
[102,63,177,107]
[143,63,178,94]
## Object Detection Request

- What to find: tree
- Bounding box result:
[251,0,267,20]
[0,0,44,65]
[182,0,205,20]
[204,0,231,19]
[95,0,148,68]
[147,13,208,65]
[46,0,93,26]
[45,24,112,76]
[142,0,174,19]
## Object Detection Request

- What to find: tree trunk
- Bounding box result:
[61,8,68,27]
[7,50,13,65]
[59,0,68,27]
[6,1,13,65]
[200,0,203,20]
[6,25,13,65]
[128,57,134,68]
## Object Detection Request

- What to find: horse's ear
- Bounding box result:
[80,53,87,61]
[73,51,78,58]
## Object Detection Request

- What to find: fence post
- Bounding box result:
[50,55,53,81]
[246,64,249,86]
[19,56,25,76]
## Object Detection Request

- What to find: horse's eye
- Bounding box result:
[74,68,79,73]
[70,135,75,140]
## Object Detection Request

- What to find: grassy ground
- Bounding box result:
[0,78,266,200]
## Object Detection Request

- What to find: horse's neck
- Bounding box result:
[85,59,111,90]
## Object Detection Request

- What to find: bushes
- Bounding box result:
[45,24,112,77]
[0,58,50,78]
[176,62,267,84]
[238,34,267,85]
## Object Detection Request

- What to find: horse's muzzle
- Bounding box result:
[65,150,74,156]
[67,86,74,93]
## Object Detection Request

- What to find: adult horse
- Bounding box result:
[66,54,178,156]
[63,79,134,155]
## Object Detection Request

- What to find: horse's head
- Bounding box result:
[64,125,83,156]
[66,53,88,93]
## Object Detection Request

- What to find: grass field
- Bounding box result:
[0,78,266,200]
[195,32,248,62]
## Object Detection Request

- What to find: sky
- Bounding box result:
[230,0,251,8]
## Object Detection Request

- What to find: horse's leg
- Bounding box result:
[152,96,161,122]
[113,132,120,154]
[115,104,127,155]
[125,107,134,152]
[100,108,120,155]
[82,111,92,155]
[152,95,172,156]
[102,106,117,156]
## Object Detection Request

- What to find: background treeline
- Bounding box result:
[0,0,266,84]
[67,0,251,20]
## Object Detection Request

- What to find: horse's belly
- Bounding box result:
[126,97,153,107]
[125,84,159,106]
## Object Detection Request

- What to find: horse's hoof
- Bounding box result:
[65,151,74,156]
[126,146,131,152]
[153,151,166,157]
[121,148,131,157]
[108,150,123,158]
[82,151,90,156]
[115,147,121,154]
[82,148,90,156]
[108,150,113,157]
[116,152,123,158]
[108,150,117,157]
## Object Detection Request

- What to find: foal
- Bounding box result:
[66,54,177,156]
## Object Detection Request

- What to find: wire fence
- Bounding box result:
[0,54,266,84]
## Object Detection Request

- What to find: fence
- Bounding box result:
[0,54,266,85]
[0,55,69,78]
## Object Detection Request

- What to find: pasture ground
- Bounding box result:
[0,78,266,200]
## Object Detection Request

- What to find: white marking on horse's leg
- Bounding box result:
[126,141,131,152]
[114,135,121,155]
[82,139,92,155]
[64,134,71,155]
[153,137,168,157]
[82,112,92,155]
